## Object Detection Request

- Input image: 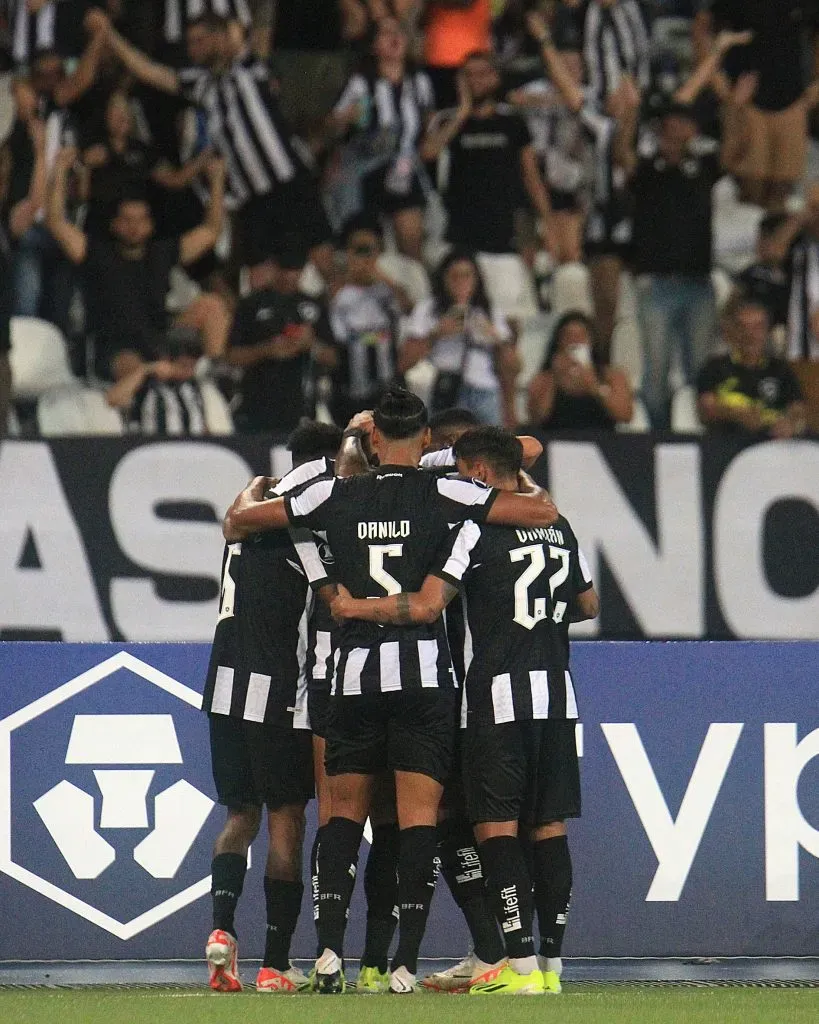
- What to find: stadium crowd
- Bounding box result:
[0,0,817,440]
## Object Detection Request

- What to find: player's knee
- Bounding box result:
[530,820,567,842]
[223,804,262,845]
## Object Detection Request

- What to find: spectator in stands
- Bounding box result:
[737,213,802,335]
[525,11,640,359]
[400,248,518,425]
[420,49,551,259]
[785,183,819,361]
[106,338,223,436]
[527,310,633,430]
[701,1,818,209]
[697,294,806,437]
[423,0,492,108]
[46,147,229,379]
[583,0,651,101]
[326,16,435,259]
[80,90,214,237]
[0,260,10,439]
[492,0,549,91]
[624,31,754,427]
[7,0,114,66]
[94,10,335,281]
[329,217,412,424]
[226,235,337,433]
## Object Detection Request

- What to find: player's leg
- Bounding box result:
[528,719,581,995]
[313,694,384,992]
[465,722,543,995]
[207,714,263,992]
[249,724,314,993]
[387,691,455,993]
[309,732,332,949]
[359,774,399,991]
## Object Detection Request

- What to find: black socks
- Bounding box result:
[478,835,536,961]
[362,823,400,971]
[391,825,439,975]
[315,816,364,957]
[211,852,247,937]
[263,878,303,970]
[532,835,572,959]
[438,818,504,965]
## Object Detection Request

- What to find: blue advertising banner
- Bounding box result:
[0,642,816,962]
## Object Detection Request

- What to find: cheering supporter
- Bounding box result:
[699,1,818,210]
[625,30,755,428]
[420,49,551,259]
[47,146,230,379]
[527,310,634,430]
[423,0,492,108]
[226,235,337,433]
[697,294,806,437]
[329,217,412,424]
[736,213,802,336]
[326,16,435,259]
[399,248,518,425]
[93,9,335,279]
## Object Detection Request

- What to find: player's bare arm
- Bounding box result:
[485,470,559,528]
[571,587,600,622]
[331,578,458,626]
[223,479,290,541]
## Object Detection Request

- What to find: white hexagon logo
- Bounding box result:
[0,651,216,939]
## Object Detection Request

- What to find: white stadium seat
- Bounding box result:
[37,387,124,436]
[199,381,234,435]
[377,253,431,306]
[671,385,705,434]
[476,253,538,321]
[616,396,650,433]
[551,262,593,317]
[9,317,76,399]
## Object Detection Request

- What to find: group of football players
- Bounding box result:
[201,387,598,996]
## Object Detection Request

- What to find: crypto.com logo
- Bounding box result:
[0,652,215,939]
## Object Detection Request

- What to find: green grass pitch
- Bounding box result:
[2,987,818,1024]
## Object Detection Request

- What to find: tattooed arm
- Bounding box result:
[330,577,458,626]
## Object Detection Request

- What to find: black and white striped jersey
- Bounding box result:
[162,0,252,46]
[334,69,435,159]
[177,55,311,206]
[583,0,651,101]
[7,0,85,66]
[549,514,594,664]
[285,466,500,695]
[126,379,208,436]
[437,520,577,727]
[202,460,331,728]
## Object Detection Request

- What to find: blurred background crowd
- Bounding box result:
[0,0,817,440]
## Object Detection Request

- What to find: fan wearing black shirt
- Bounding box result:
[226,236,337,433]
[330,427,594,996]
[223,387,559,994]
[420,50,551,255]
[201,421,343,994]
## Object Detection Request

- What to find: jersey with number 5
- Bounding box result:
[436,520,577,725]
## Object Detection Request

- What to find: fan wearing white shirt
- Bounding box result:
[399,249,519,427]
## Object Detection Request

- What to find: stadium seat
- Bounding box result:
[712,176,764,275]
[199,381,234,435]
[671,385,705,434]
[616,396,650,433]
[711,267,734,313]
[477,253,538,321]
[6,405,21,437]
[404,358,436,410]
[377,252,431,306]
[9,317,77,399]
[36,386,124,435]
[551,262,593,317]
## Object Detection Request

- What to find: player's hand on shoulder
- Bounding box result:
[330,584,356,623]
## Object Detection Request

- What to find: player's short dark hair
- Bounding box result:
[286,420,343,463]
[373,386,428,440]
[453,426,523,479]
[428,407,479,434]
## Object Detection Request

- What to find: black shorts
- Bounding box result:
[362,166,426,216]
[209,714,314,809]
[584,202,633,261]
[440,723,467,817]
[325,690,456,783]
[549,186,582,214]
[308,677,331,740]
[463,719,581,827]
[238,178,333,260]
